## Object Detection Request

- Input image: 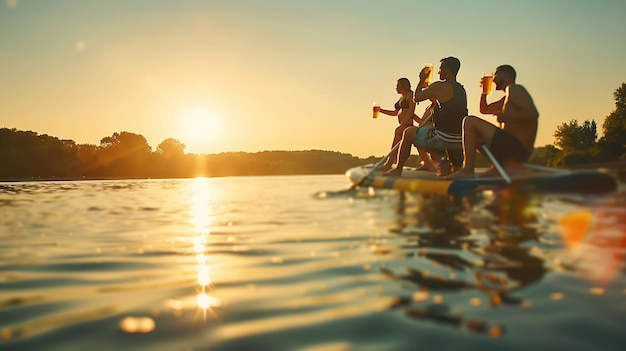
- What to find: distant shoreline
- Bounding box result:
[0,176,144,183]
[3,126,625,182]
[0,172,347,183]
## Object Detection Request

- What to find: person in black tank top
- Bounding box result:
[432,81,468,137]
[384,57,468,177]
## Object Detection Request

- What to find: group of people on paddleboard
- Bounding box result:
[375,57,539,179]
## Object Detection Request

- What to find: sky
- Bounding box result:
[1,0,625,158]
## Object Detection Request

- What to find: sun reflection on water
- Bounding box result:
[191,178,215,236]
[190,177,221,320]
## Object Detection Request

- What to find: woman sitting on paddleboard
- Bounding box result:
[374,78,427,171]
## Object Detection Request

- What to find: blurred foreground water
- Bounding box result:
[1,175,625,351]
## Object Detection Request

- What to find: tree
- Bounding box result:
[99,132,151,154]
[99,131,152,176]
[157,138,186,158]
[553,119,597,152]
[528,145,562,167]
[598,83,626,159]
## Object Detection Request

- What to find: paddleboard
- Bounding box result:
[346,165,618,195]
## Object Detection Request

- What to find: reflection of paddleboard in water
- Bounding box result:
[345,164,618,196]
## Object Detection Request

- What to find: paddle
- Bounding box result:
[351,142,401,189]
[522,163,568,174]
[337,111,433,193]
[480,144,511,184]
[314,142,400,198]
[356,101,433,183]
[482,146,573,181]
[316,106,433,198]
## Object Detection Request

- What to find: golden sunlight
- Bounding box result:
[190,177,219,320]
[182,109,222,151]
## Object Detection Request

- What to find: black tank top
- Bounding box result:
[432,82,468,135]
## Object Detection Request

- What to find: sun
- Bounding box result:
[182,109,221,150]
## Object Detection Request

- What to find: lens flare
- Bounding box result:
[559,207,626,285]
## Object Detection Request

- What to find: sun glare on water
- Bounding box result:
[182,109,222,153]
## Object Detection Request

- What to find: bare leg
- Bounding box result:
[428,150,453,176]
[384,126,418,176]
[381,127,406,170]
[415,149,437,171]
[447,116,498,179]
[415,152,436,170]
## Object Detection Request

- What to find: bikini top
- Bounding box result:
[394,97,410,110]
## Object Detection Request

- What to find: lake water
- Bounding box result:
[1,175,625,351]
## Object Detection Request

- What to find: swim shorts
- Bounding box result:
[488,128,530,165]
[414,125,463,155]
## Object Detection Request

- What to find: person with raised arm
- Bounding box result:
[384,57,467,176]
[447,65,539,179]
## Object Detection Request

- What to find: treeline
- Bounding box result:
[1,83,624,180]
[0,129,381,179]
[528,83,626,167]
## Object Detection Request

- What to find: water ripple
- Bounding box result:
[0,177,624,351]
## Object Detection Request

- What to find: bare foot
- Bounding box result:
[415,164,436,171]
[436,161,452,177]
[378,164,393,172]
[445,168,475,179]
[384,167,403,177]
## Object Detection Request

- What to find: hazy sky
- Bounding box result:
[1,0,625,157]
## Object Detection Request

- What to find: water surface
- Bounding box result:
[1,175,625,350]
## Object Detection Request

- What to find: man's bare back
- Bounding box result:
[498,84,538,152]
